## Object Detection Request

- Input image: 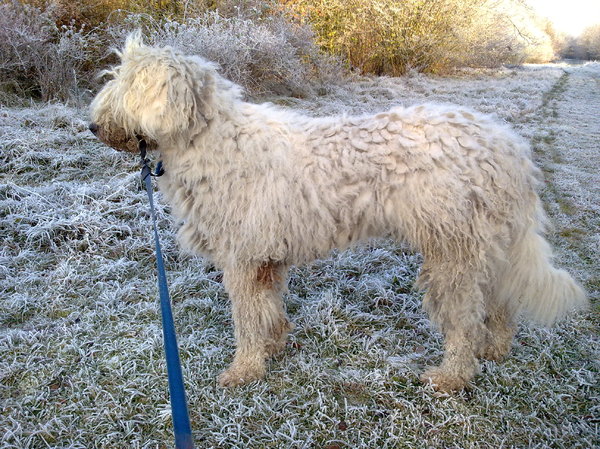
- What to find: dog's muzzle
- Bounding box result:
[89,122,158,154]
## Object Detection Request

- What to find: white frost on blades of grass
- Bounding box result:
[284,65,564,128]
[1,64,599,448]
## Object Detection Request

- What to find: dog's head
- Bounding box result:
[89,32,224,152]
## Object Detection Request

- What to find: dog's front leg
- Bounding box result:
[218,263,292,387]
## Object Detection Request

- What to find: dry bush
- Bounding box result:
[579,24,600,60]
[285,0,487,75]
[284,0,559,75]
[105,10,343,97]
[457,0,558,67]
[0,0,565,102]
[451,3,526,68]
[21,0,215,28]
[0,0,342,101]
[0,1,102,103]
[508,1,556,63]
[543,19,568,59]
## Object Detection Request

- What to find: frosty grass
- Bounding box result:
[1,62,598,448]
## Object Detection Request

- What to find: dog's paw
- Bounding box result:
[478,344,510,362]
[218,363,265,388]
[420,367,469,392]
[265,320,295,357]
[478,337,513,362]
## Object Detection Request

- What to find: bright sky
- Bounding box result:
[527,0,600,36]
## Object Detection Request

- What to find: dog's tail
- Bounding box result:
[497,217,588,325]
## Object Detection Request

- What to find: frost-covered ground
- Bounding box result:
[1,62,598,448]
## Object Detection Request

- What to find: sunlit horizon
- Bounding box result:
[527,0,600,36]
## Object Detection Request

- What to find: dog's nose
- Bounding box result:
[89,122,99,135]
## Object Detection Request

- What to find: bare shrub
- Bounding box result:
[454,0,558,67]
[579,24,600,60]
[0,0,340,101]
[446,0,558,65]
[506,1,556,63]
[105,10,344,97]
[543,20,568,60]
[0,0,567,101]
[0,1,101,103]
[285,0,559,75]
[453,2,526,68]
[24,0,214,29]
[285,0,485,75]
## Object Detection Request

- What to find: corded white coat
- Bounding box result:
[90,33,587,390]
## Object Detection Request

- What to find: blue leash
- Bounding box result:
[138,138,194,449]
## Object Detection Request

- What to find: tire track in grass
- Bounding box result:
[532,71,573,212]
[531,65,600,299]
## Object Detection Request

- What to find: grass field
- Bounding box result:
[1,62,598,448]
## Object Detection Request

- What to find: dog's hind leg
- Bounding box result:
[479,299,516,361]
[218,263,292,387]
[418,259,488,391]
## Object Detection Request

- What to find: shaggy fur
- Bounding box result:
[90,33,588,391]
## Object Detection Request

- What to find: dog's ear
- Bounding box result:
[120,48,216,141]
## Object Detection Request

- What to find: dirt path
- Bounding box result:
[531,63,600,297]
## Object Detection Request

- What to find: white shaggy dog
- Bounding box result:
[90,34,587,391]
